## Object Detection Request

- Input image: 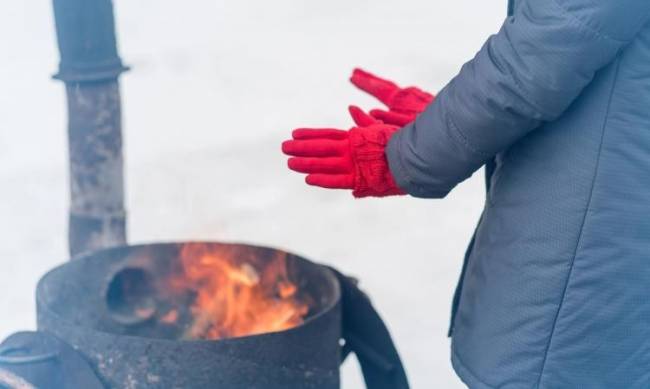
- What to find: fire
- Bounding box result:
[168,243,310,340]
[160,309,179,324]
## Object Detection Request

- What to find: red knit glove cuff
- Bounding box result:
[349,126,406,198]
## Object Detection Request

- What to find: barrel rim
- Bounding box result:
[36,240,342,345]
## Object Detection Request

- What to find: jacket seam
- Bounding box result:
[548,0,626,44]
[534,59,622,388]
[496,33,558,121]
[446,111,493,159]
[488,3,619,124]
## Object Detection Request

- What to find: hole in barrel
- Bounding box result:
[106,267,157,325]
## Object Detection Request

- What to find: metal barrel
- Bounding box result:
[36,243,343,388]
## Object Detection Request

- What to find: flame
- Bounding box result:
[160,309,179,324]
[168,243,310,340]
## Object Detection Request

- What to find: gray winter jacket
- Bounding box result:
[385,0,650,387]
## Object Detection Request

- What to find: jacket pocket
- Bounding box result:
[487,151,510,207]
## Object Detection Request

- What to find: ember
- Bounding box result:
[168,243,310,340]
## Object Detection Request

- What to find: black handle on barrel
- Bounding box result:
[0,332,104,389]
[329,268,411,389]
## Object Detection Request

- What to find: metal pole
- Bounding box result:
[51,0,129,257]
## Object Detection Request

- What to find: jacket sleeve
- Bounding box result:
[386,0,650,198]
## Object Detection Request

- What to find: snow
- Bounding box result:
[0,1,505,387]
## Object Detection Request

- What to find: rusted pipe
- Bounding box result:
[51,0,129,256]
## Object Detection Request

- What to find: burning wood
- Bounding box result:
[159,309,178,324]
[168,243,310,340]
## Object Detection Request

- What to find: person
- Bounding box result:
[282,0,650,387]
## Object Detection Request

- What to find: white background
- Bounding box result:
[0,1,504,387]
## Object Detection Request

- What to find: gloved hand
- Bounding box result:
[282,106,405,198]
[350,68,435,126]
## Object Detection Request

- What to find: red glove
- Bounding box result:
[350,68,435,126]
[282,106,405,198]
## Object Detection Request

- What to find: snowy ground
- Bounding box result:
[0,1,505,387]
